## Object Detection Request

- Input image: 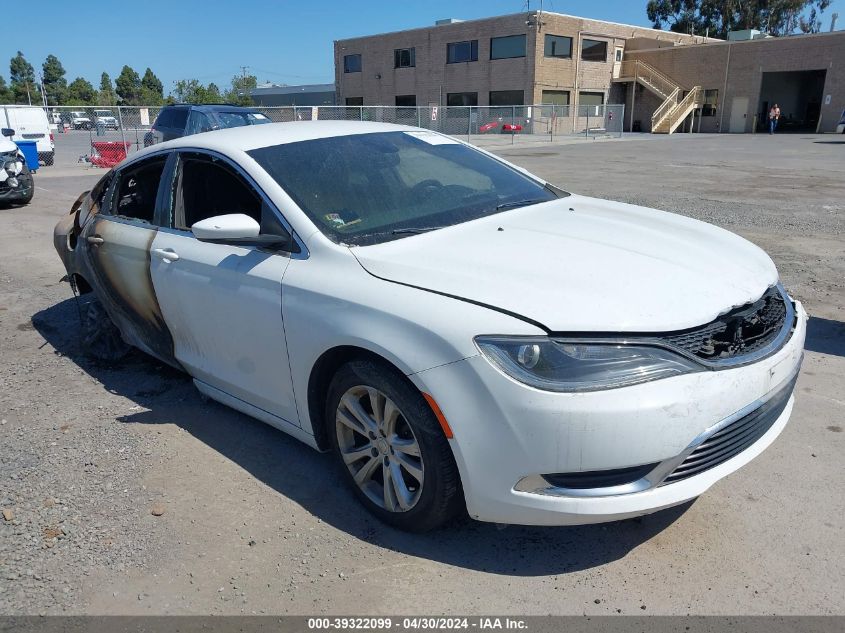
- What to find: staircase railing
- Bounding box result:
[656,87,704,133]
[650,87,681,130]
[619,60,680,100]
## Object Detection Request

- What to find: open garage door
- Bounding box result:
[757,69,826,133]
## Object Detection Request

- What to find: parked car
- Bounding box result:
[143,104,271,147]
[0,127,34,205]
[94,109,119,130]
[2,105,55,166]
[54,121,806,532]
[67,110,93,130]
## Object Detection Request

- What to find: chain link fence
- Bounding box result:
[46,104,625,166]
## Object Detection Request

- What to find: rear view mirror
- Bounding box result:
[192,214,261,240]
[1,128,14,137]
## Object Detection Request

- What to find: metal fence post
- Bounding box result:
[586,108,590,139]
[511,106,515,145]
[417,106,421,129]
[467,106,472,143]
[117,106,127,153]
[359,106,363,122]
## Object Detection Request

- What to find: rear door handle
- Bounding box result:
[152,248,180,263]
[87,236,104,245]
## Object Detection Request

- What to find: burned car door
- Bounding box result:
[148,151,298,425]
[80,153,178,365]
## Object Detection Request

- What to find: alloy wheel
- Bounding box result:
[335,385,424,512]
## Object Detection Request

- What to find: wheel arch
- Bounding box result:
[307,345,413,451]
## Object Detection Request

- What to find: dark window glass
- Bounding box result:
[394,48,415,68]
[541,90,570,105]
[489,90,524,106]
[395,95,416,107]
[447,40,478,63]
[579,91,605,107]
[446,92,478,107]
[344,54,362,73]
[581,39,607,62]
[544,35,572,58]
[112,156,167,224]
[248,131,565,246]
[345,97,363,106]
[701,89,718,116]
[176,156,261,230]
[154,109,173,128]
[490,35,526,60]
[169,108,189,129]
[186,112,213,135]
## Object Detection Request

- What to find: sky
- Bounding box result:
[5,0,842,94]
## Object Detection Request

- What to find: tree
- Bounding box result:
[171,79,223,104]
[0,75,12,103]
[646,0,831,39]
[65,77,97,105]
[138,68,164,105]
[115,65,142,104]
[98,72,116,105]
[223,73,257,106]
[41,54,67,105]
[9,51,37,104]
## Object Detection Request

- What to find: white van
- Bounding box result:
[2,106,55,166]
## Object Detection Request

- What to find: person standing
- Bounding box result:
[769,103,781,134]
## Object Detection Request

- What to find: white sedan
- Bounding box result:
[54,121,806,531]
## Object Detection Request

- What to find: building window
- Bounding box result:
[541,90,570,106]
[544,35,572,58]
[395,95,416,107]
[343,54,362,73]
[489,90,524,106]
[581,39,607,62]
[701,89,718,116]
[446,92,478,107]
[579,92,605,106]
[615,48,623,62]
[345,97,363,106]
[490,35,526,60]
[394,48,415,69]
[447,40,478,63]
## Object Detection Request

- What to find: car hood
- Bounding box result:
[351,195,778,332]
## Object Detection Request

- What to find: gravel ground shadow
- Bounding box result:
[804,316,845,358]
[32,296,694,577]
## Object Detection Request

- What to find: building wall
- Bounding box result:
[626,31,845,133]
[334,12,708,107]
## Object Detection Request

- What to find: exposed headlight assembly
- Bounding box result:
[475,336,702,392]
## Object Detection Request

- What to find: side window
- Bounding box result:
[154,109,172,128]
[111,157,167,224]
[174,155,262,231]
[186,112,213,135]
[170,108,189,131]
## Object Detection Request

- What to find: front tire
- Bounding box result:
[326,359,463,532]
[80,298,131,361]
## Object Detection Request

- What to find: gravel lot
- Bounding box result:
[0,131,843,616]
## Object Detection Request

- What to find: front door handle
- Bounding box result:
[152,248,180,263]
[87,236,104,245]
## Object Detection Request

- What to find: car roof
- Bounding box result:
[164,103,258,112]
[136,120,424,156]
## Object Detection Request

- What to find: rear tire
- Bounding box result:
[326,359,463,532]
[80,298,131,362]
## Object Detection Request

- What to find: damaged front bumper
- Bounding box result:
[0,157,32,203]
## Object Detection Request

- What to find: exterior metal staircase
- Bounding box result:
[615,60,704,134]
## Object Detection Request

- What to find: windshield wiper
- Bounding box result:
[391,227,443,234]
[496,199,547,211]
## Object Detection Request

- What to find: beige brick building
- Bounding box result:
[623,30,845,133]
[334,12,709,109]
[334,11,845,134]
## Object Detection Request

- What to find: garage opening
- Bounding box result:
[757,69,826,132]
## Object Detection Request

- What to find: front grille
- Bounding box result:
[661,374,797,485]
[662,285,789,362]
[542,462,659,489]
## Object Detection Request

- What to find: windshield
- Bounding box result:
[216,111,271,128]
[95,111,112,117]
[248,131,565,245]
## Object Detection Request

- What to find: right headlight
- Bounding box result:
[474,336,702,392]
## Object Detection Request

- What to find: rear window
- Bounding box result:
[215,111,271,128]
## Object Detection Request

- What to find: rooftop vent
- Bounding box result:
[435,18,464,26]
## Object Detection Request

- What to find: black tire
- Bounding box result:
[326,359,463,532]
[80,298,131,362]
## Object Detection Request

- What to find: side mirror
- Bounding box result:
[192,214,261,240]
[1,128,14,137]
[191,213,291,248]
